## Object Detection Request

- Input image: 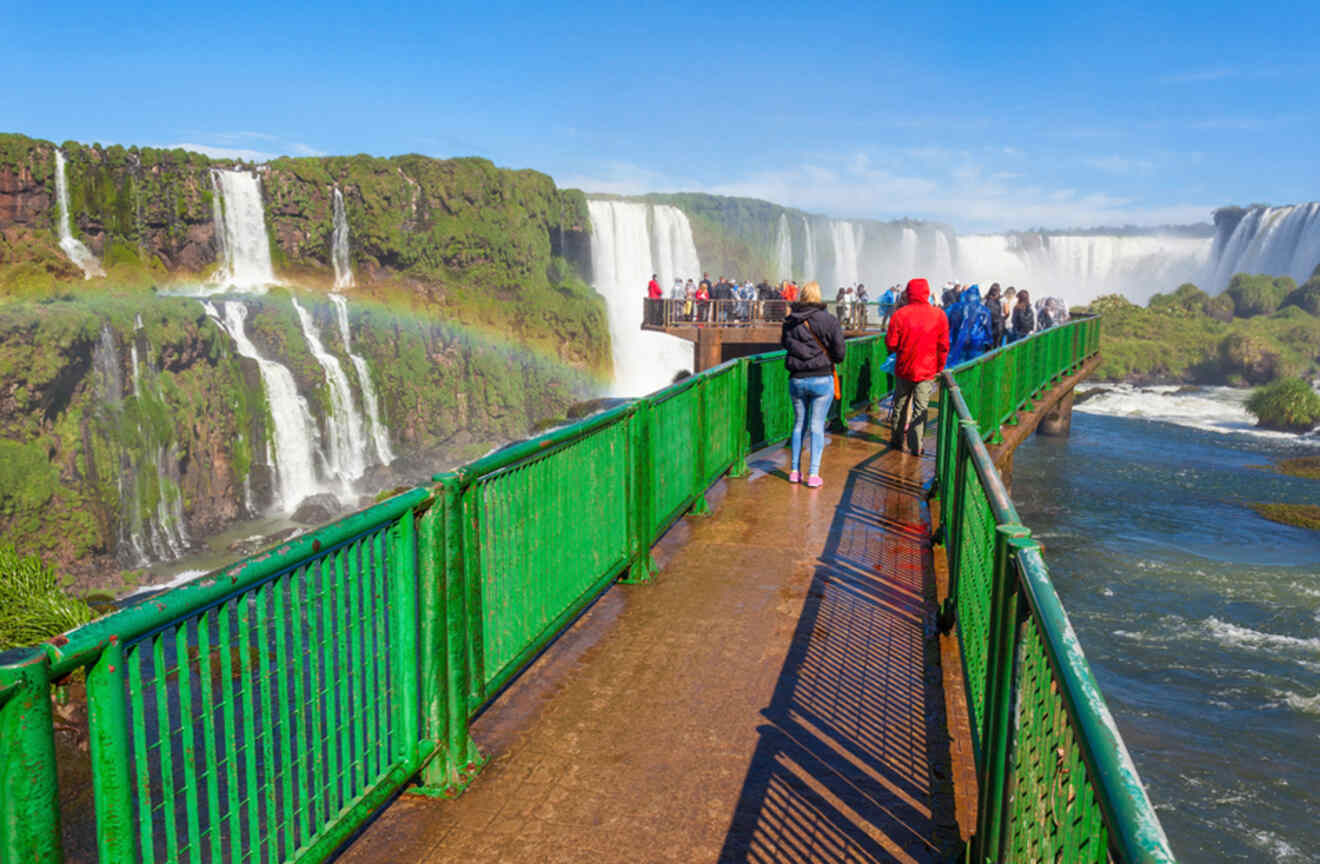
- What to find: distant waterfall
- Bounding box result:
[205,301,322,512]
[801,216,817,282]
[330,294,394,465]
[53,150,105,279]
[1207,204,1320,293]
[650,205,702,290]
[899,228,918,278]
[291,297,368,495]
[332,188,354,289]
[775,213,793,281]
[211,169,279,292]
[829,221,863,288]
[588,199,696,396]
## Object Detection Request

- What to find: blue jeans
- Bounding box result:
[789,375,834,476]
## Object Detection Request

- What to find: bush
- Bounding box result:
[1225,273,1296,317]
[1282,278,1320,316]
[0,545,96,650]
[1204,293,1236,322]
[1218,333,1285,384]
[1245,378,1320,432]
[1149,282,1210,316]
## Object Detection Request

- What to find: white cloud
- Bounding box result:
[163,131,326,162]
[1084,155,1155,176]
[558,150,1215,232]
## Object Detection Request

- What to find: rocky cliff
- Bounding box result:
[0,132,609,592]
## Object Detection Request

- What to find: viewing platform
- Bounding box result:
[641,298,879,372]
[0,317,1176,864]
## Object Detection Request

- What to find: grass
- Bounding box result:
[1249,502,1320,532]
[0,545,97,651]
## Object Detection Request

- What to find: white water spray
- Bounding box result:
[53,150,105,279]
[775,213,793,282]
[649,205,702,288]
[801,216,817,282]
[332,187,354,289]
[291,296,368,495]
[830,221,863,287]
[205,301,323,512]
[588,199,696,396]
[1207,204,1320,293]
[329,293,394,465]
[211,169,279,292]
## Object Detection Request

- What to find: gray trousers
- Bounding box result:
[891,376,935,453]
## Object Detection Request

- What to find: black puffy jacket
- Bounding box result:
[781,303,846,378]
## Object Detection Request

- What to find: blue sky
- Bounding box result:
[5,0,1316,231]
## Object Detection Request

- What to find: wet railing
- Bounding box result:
[0,316,1169,863]
[935,317,1176,862]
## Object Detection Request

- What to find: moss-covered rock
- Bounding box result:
[1250,502,1320,532]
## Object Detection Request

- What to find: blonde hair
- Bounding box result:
[800,281,822,304]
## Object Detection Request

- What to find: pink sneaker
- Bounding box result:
[788,470,801,483]
[806,475,823,488]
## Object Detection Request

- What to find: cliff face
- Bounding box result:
[0,133,608,591]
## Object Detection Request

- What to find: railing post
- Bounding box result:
[974,527,1033,864]
[945,419,978,609]
[85,641,136,864]
[691,377,711,515]
[390,506,422,770]
[623,404,657,581]
[416,479,484,796]
[728,361,750,479]
[0,653,61,864]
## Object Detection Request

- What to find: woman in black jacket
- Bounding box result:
[780,281,846,487]
[1010,289,1034,342]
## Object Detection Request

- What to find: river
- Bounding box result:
[1010,386,1319,862]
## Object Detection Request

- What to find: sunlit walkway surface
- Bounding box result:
[340,417,962,863]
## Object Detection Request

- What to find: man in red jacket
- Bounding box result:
[884,277,949,455]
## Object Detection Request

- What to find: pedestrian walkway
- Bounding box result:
[339,418,963,863]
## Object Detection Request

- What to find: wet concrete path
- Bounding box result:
[339,417,962,863]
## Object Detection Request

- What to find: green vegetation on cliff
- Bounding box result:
[1084,285,1320,384]
[0,545,95,650]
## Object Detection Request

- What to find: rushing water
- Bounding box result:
[291,296,368,495]
[211,169,279,292]
[329,293,394,465]
[332,187,354,289]
[1010,396,1319,862]
[53,150,105,279]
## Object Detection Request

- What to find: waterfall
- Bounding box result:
[650,205,702,289]
[934,231,954,284]
[205,301,323,512]
[211,169,279,292]
[291,297,368,495]
[1206,204,1320,293]
[53,150,105,279]
[332,187,354,289]
[899,228,919,279]
[588,199,696,396]
[829,220,862,288]
[775,213,793,281]
[329,294,394,465]
[801,216,817,282]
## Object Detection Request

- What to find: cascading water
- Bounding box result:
[204,301,323,512]
[829,221,863,288]
[649,205,702,289]
[211,169,279,292]
[332,187,354,289]
[291,296,368,496]
[53,150,105,279]
[801,216,817,282]
[775,213,793,281]
[329,294,394,465]
[588,199,696,396]
[1206,203,1320,293]
[899,228,918,279]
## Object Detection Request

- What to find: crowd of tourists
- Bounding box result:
[773,276,1070,490]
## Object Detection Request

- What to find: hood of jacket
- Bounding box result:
[905,278,930,305]
[784,302,828,328]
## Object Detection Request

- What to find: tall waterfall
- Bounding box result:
[205,301,322,512]
[829,221,863,287]
[587,199,696,396]
[329,294,394,465]
[53,150,105,279]
[898,228,919,279]
[775,213,793,281]
[332,188,354,289]
[801,216,817,282]
[291,297,368,495]
[211,169,279,292]
[650,204,702,289]
[1207,204,1320,293]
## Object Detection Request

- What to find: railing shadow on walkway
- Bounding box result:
[718,446,960,864]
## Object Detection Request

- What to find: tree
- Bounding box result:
[1245,378,1320,432]
[1282,278,1320,316]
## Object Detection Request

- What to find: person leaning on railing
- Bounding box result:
[781,281,846,488]
[884,277,949,456]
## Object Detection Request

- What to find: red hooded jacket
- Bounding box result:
[885,278,949,382]
[647,278,662,299]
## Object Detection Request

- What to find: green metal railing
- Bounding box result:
[0,318,1167,863]
[935,318,1175,863]
[0,335,893,864]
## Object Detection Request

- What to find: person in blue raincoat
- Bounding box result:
[947,284,994,366]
